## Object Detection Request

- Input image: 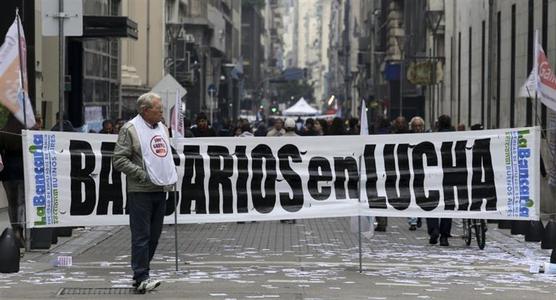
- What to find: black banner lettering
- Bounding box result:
[97,142,123,215]
[471,138,497,210]
[181,145,206,214]
[384,144,411,210]
[307,157,332,200]
[251,144,277,213]
[441,141,469,210]
[278,144,303,212]
[208,146,234,214]
[235,146,249,213]
[412,142,440,211]
[333,156,358,200]
[364,145,386,209]
[69,140,96,215]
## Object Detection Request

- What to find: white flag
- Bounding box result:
[360,99,369,135]
[171,89,184,138]
[0,13,35,128]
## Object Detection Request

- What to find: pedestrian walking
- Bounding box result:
[113,92,178,292]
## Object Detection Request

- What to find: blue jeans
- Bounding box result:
[128,192,166,283]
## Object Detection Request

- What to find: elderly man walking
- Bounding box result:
[113,92,177,293]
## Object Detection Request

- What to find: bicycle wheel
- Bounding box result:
[475,219,486,250]
[464,219,472,246]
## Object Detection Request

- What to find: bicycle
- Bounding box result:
[462,219,487,249]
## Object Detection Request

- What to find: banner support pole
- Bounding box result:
[358,155,363,273]
[173,183,179,272]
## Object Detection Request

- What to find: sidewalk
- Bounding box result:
[1,215,556,299]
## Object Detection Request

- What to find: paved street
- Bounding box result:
[1,209,556,299]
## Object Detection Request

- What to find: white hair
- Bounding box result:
[137,92,161,114]
[409,116,425,130]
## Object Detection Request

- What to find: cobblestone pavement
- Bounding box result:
[1,215,556,299]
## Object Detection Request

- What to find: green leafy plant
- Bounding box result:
[0,105,9,128]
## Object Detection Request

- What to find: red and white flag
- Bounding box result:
[0,13,35,128]
[520,30,556,112]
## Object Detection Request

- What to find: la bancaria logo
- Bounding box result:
[150,135,168,157]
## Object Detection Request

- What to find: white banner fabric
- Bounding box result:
[23,127,541,227]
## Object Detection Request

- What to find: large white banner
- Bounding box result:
[23,127,541,227]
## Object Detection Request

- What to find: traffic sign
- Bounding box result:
[208,84,217,95]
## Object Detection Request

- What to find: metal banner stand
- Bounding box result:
[358,155,363,273]
[173,183,179,272]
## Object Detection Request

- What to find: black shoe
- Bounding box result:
[375,226,386,232]
[416,218,422,228]
[409,225,417,231]
[429,234,439,245]
[439,236,449,246]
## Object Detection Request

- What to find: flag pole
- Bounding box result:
[173,183,179,272]
[15,8,27,128]
[15,8,31,252]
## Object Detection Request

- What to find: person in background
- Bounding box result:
[50,112,76,131]
[191,112,216,137]
[113,92,177,292]
[347,117,360,135]
[407,116,426,231]
[254,122,268,136]
[114,119,126,134]
[180,118,194,137]
[267,118,285,137]
[33,114,43,130]
[314,119,324,135]
[0,114,26,248]
[295,116,304,132]
[237,122,253,136]
[327,117,346,135]
[303,118,318,136]
[392,116,410,134]
[457,123,466,131]
[427,114,454,247]
[317,119,328,135]
[99,120,114,134]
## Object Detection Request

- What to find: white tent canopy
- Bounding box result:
[282,97,320,116]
